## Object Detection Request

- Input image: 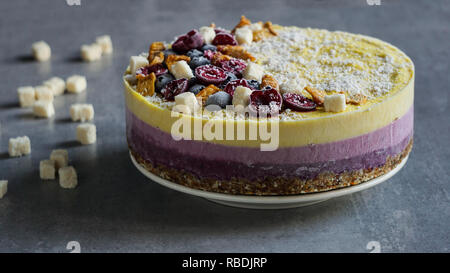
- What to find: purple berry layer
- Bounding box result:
[126,107,413,181]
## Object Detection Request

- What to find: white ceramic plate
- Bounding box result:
[130,152,409,209]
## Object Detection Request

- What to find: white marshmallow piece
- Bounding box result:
[34,85,54,102]
[8,136,31,157]
[129,55,149,76]
[232,86,253,111]
[279,78,307,94]
[40,159,56,180]
[76,123,96,145]
[173,92,200,115]
[33,100,55,118]
[17,86,35,107]
[50,149,69,170]
[0,180,7,199]
[324,94,346,112]
[243,62,264,82]
[235,27,253,45]
[95,35,113,54]
[171,61,194,79]
[66,75,87,93]
[70,103,94,122]
[31,41,51,62]
[81,43,102,62]
[248,22,263,32]
[43,77,66,96]
[59,166,78,189]
[199,26,216,44]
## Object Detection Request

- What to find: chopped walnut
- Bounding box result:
[136,72,156,96]
[232,15,251,34]
[261,74,279,90]
[216,45,255,61]
[305,86,326,105]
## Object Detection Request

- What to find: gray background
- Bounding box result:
[0,0,448,253]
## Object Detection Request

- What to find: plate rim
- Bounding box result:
[130,152,408,204]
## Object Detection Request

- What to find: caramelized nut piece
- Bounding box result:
[209,22,216,28]
[196,84,221,105]
[264,21,278,36]
[149,51,164,66]
[165,54,191,74]
[148,42,165,63]
[217,45,255,61]
[136,72,156,96]
[210,52,232,66]
[305,86,326,105]
[232,15,252,34]
[261,74,279,90]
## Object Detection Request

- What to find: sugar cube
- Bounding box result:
[0,180,7,199]
[199,26,216,44]
[59,166,78,189]
[171,61,194,79]
[81,43,102,62]
[33,100,55,118]
[8,136,31,157]
[43,77,65,96]
[95,35,113,54]
[40,159,56,180]
[17,86,35,107]
[129,56,149,76]
[66,75,87,93]
[243,63,264,82]
[70,103,94,122]
[50,149,69,170]
[76,123,96,144]
[235,27,253,45]
[324,94,346,112]
[173,92,199,114]
[31,41,51,62]
[35,85,54,102]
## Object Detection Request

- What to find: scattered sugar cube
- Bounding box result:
[70,103,94,122]
[324,94,346,112]
[66,75,87,93]
[17,86,35,107]
[235,27,253,45]
[173,92,199,114]
[199,26,216,44]
[81,43,102,62]
[35,85,54,102]
[171,61,194,79]
[243,62,264,82]
[232,86,252,110]
[95,35,113,54]
[8,136,31,157]
[50,149,69,170]
[129,55,149,76]
[0,180,7,199]
[43,77,65,96]
[59,166,78,189]
[31,41,51,62]
[40,159,56,180]
[33,100,55,118]
[76,123,96,145]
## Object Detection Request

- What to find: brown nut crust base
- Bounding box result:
[130,138,412,196]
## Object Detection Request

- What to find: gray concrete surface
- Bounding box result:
[0,0,449,253]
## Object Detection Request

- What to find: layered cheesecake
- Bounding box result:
[124,16,414,195]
